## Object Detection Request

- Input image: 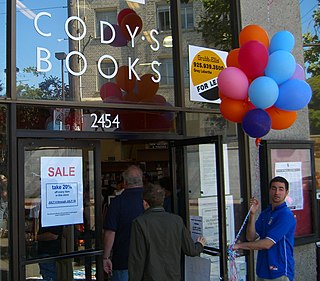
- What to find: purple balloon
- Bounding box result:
[242,108,271,138]
[290,64,305,80]
[103,24,128,47]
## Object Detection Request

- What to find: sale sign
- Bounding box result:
[40,156,83,227]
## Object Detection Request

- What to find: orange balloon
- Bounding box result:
[137,74,159,100]
[239,25,269,48]
[220,97,250,123]
[266,107,297,130]
[116,66,137,92]
[226,48,240,68]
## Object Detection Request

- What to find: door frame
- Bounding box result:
[169,135,228,280]
[16,138,103,281]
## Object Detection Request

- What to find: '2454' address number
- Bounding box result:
[91,113,120,129]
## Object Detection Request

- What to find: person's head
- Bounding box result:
[143,183,165,209]
[159,177,173,197]
[122,165,143,188]
[269,176,289,207]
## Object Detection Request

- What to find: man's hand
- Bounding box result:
[103,258,112,275]
[249,197,259,214]
[197,236,206,246]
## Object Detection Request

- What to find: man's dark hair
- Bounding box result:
[269,176,289,191]
[143,184,165,207]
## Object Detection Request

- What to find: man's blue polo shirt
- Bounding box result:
[255,202,296,281]
[103,187,144,270]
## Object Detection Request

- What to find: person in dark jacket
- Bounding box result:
[103,165,144,281]
[128,184,206,281]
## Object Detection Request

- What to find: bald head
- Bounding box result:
[122,165,143,188]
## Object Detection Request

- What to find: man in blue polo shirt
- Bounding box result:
[103,165,144,281]
[233,176,296,281]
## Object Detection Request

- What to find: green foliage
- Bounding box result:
[307,75,320,134]
[303,0,320,134]
[17,68,69,100]
[197,0,232,50]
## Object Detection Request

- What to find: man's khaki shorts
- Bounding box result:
[257,276,290,281]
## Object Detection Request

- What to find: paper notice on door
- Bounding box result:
[40,156,84,227]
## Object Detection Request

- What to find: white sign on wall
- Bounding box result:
[41,156,84,227]
[127,0,145,3]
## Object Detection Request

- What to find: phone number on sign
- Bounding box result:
[193,62,224,70]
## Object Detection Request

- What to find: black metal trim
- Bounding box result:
[259,140,319,246]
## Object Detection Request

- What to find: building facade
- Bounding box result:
[0,0,318,280]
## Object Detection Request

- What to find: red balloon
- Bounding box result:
[100,82,122,100]
[238,40,269,79]
[120,13,143,40]
[118,8,136,26]
[115,65,137,92]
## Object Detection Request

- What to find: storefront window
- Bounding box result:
[181,0,231,109]
[16,0,175,108]
[0,0,6,97]
[0,105,9,279]
[16,105,176,133]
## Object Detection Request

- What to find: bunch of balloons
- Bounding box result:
[100,65,174,131]
[218,25,312,138]
[103,8,143,47]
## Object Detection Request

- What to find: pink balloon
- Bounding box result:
[217,67,249,100]
[290,64,305,80]
[238,40,269,79]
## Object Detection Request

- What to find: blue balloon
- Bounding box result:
[249,76,279,109]
[242,109,271,138]
[275,79,312,111]
[269,30,295,53]
[265,50,296,85]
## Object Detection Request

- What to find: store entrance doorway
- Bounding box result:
[17,139,103,281]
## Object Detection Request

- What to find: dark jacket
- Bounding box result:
[128,207,203,281]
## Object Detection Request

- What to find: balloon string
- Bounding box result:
[228,205,253,281]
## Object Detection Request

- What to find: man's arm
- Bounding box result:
[103,230,115,275]
[128,221,146,281]
[233,238,274,251]
[246,198,259,241]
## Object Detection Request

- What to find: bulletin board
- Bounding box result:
[259,140,319,245]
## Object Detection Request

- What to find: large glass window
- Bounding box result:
[95,10,117,38]
[0,105,9,279]
[0,0,6,97]
[16,0,176,107]
[157,4,194,32]
[97,60,117,91]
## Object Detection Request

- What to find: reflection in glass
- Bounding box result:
[0,106,8,279]
[16,0,175,107]
[26,256,98,280]
[16,105,176,133]
[182,0,232,109]
[0,0,6,97]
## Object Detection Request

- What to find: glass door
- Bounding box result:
[17,139,103,281]
[170,136,228,281]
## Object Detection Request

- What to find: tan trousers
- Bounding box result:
[257,276,290,281]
